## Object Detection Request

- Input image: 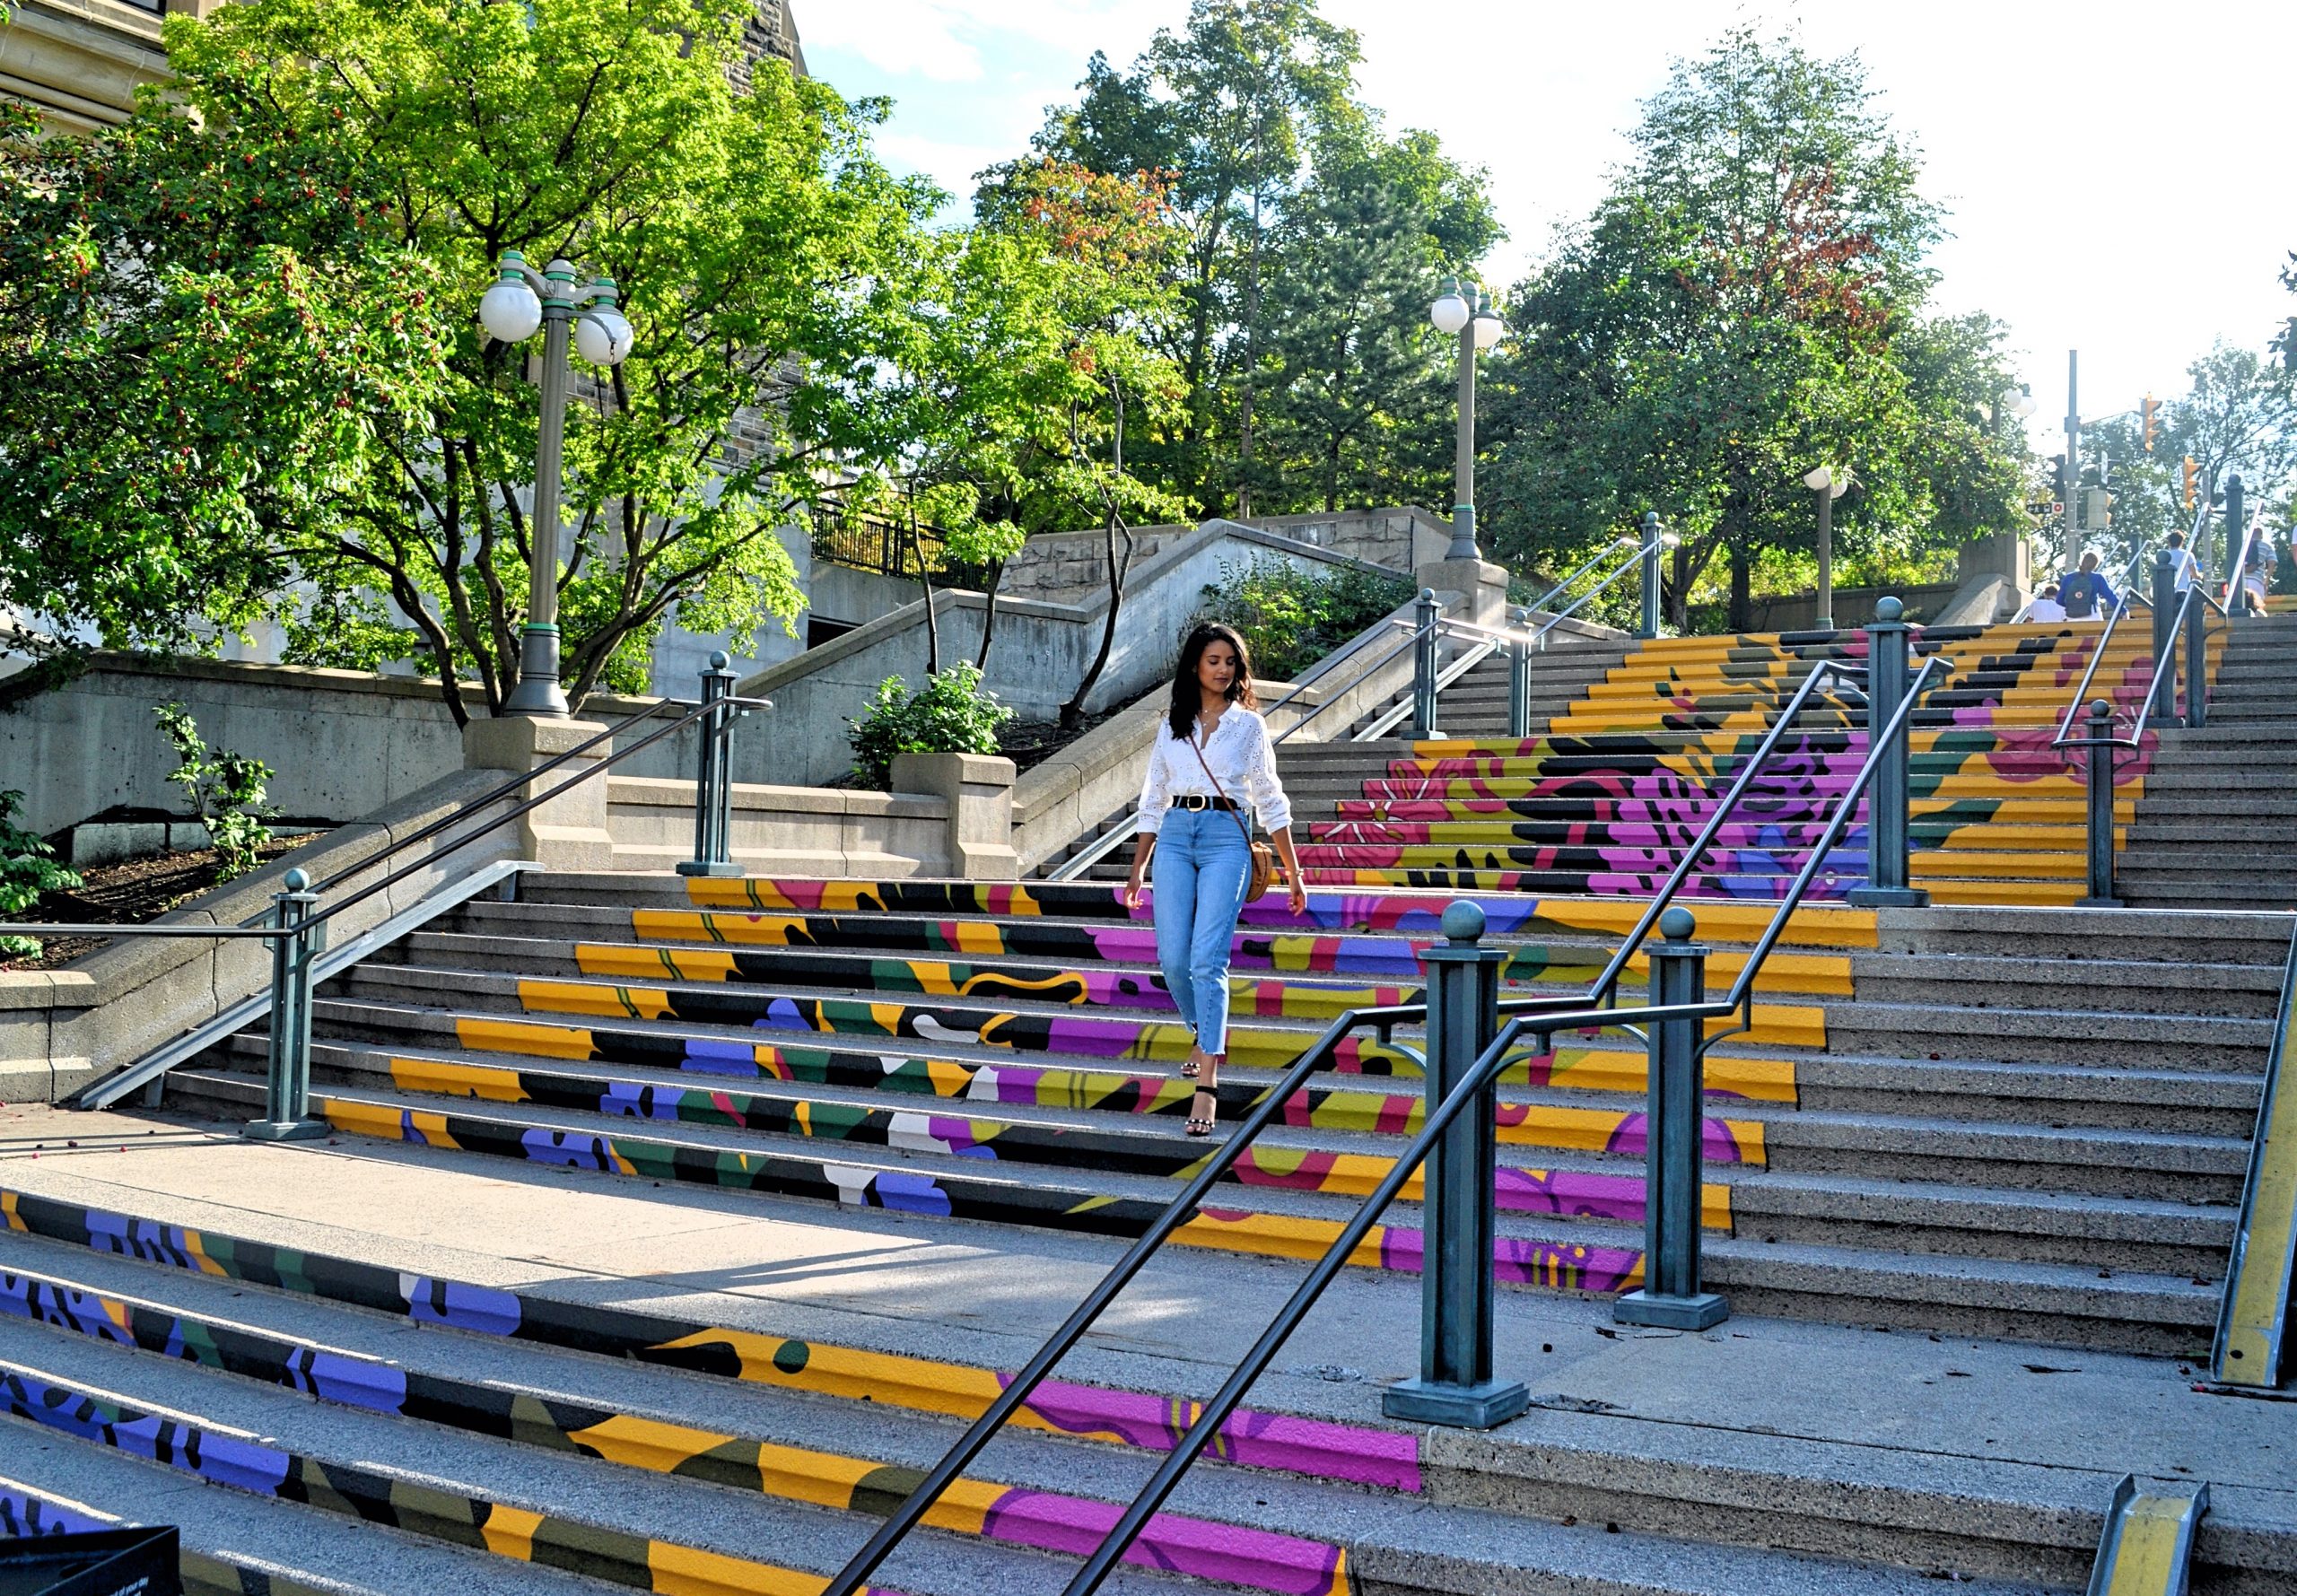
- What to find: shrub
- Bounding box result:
[153,702,276,880]
[1,789,80,959]
[846,662,1015,790]
[1195,557,1411,685]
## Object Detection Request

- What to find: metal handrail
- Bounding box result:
[1520,539,1637,619]
[1050,654,1947,1594]
[1354,624,1499,742]
[1532,534,1664,645]
[2209,917,2297,1388]
[1519,532,1667,634]
[2053,572,2202,754]
[2050,544,2154,744]
[827,633,1942,1596]
[4,693,764,947]
[1575,654,1870,1011]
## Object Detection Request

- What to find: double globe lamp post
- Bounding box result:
[476,252,636,716]
[1429,276,1505,563]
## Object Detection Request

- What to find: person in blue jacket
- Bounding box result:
[2057,552,2118,620]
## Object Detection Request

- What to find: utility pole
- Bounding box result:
[2061,350,2080,580]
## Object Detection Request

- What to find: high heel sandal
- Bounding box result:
[1180,1055,1201,1079]
[1185,1087,1218,1137]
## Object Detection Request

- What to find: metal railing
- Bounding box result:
[2050,539,2216,904]
[14,666,767,1130]
[2209,918,2297,1390]
[824,601,1947,1596]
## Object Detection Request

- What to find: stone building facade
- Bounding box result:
[0,0,802,135]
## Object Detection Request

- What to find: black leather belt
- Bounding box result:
[1171,795,1239,811]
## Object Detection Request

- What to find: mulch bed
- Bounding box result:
[1,833,321,972]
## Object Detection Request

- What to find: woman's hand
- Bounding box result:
[1122,869,1148,910]
[1270,827,1307,918]
[1285,873,1308,916]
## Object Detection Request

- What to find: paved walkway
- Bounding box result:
[1,1102,2287,1511]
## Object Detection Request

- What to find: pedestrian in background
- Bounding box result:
[2058,553,2117,621]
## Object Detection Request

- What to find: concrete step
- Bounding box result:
[0,1311,1191,1596]
[1820,998,2269,1071]
[1873,904,2294,964]
[160,1064,2220,1353]
[12,1185,2238,1594]
[1845,952,2282,1018]
[0,1423,592,1595]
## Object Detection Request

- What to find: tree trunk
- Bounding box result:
[1061,510,1128,734]
[910,503,939,676]
[1728,542,1752,633]
[974,558,1005,672]
[1061,382,1131,732]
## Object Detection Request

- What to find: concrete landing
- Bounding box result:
[3,1099,2285,1518]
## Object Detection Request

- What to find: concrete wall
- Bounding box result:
[0,653,690,837]
[0,767,519,1103]
[606,776,952,877]
[995,506,1439,604]
[1738,580,1965,632]
[708,519,1406,790]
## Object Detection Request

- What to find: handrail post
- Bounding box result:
[1847,596,1928,908]
[677,650,744,878]
[1640,512,1664,639]
[1412,588,1442,740]
[245,868,326,1142]
[2077,700,2122,908]
[1383,902,1526,1427]
[2150,551,2179,725]
[1616,908,1727,1330]
[2184,583,2208,729]
[1507,626,1532,740]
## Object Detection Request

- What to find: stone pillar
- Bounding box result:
[462,715,617,870]
[891,752,1020,880]
[1416,556,1511,629]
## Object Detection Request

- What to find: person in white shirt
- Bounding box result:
[1123,621,1306,1135]
[2026,584,2067,624]
[2163,529,2197,595]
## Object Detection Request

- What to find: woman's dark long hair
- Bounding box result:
[1167,621,1258,741]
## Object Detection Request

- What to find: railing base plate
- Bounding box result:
[1381,1376,1529,1429]
[674,862,746,877]
[242,1119,329,1143]
[1846,886,1930,908]
[1615,1288,1729,1330]
[2077,895,2126,909]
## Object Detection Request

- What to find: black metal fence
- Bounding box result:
[809,510,990,589]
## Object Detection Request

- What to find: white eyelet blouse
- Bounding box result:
[1135,709,1292,835]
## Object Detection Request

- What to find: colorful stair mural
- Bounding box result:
[1265,618,2220,906]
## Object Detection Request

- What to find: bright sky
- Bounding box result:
[799,0,2297,440]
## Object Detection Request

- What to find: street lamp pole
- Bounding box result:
[2062,350,2081,583]
[1803,466,1850,631]
[478,251,635,717]
[1431,277,1503,563]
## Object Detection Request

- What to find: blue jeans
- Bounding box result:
[1152,807,1252,1057]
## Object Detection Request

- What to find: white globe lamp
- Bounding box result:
[576,309,633,366]
[479,277,543,344]
[1429,276,1470,336]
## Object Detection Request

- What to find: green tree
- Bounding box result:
[2078,341,2295,575]
[1257,177,1444,512]
[2,0,948,720]
[1480,29,2023,631]
[994,0,1496,521]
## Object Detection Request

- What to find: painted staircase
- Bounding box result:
[1087,618,2220,907]
[5,618,2290,1595]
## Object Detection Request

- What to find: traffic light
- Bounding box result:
[2081,487,2113,529]
[2143,394,2158,453]
[2182,457,2199,512]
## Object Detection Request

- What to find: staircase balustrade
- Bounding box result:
[824,615,1951,1596]
[17,664,771,1128]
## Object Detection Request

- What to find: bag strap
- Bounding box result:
[1186,720,1258,850]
